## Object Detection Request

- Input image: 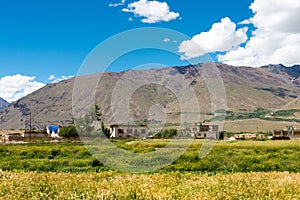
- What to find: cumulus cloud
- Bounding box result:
[218,0,300,67]
[178,17,248,60]
[109,0,126,7]
[122,0,180,23]
[0,74,45,102]
[48,75,73,83]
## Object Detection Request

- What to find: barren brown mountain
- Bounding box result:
[1,63,300,130]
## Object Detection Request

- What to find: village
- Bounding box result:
[1,121,300,144]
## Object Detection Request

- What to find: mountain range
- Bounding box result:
[1,62,300,131]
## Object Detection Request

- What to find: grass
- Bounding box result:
[0,140,299,173]
[166,140,300,173]
[0,171,299,199]
[211,108,300,123]
[273,109,300,117]
[0,143,108,172]
[1,140,300,199]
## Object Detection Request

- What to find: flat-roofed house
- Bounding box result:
[273,126,300,139]
[110,124,148,139]
[179,123,224,140]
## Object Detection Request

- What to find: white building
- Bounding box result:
[109,124,148,139]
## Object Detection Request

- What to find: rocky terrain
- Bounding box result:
[1,63,300,130]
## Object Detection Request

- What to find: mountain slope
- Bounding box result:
[1,63,300,130]
[0,97,9,110]
[281,97,300,110]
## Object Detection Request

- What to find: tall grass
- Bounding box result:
[1,140,300,199]
[0,140,299,173]
[0,171,299,199]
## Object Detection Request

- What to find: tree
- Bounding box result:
[74,104,110,138]
[101,121,110,138]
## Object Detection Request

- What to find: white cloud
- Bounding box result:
[128,17,134,21]
[0,74,45,102]
[163,37,171,43]
[109,0,126,7]
[48,75,73,83]
[48,75,56,81]
[178,17,248,60]
[218,0,300,67]
[238,19,251,25]
[122,0,180,23]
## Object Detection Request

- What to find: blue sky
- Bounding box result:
[0,0,299,102]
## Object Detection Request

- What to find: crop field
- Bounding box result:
[0,140,300,199]
[1,171,300,199]
[1,140,299,173]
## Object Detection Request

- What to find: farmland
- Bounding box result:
[0,140,300,173]
[0,140,300,199]
[1,171,299,199]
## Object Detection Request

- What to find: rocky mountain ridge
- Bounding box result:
[1,63,300,130]
[0,97,9,110]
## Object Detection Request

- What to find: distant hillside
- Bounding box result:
[281,97,300,110]
[0,97,9,110]
[262,64,300,85]
[1,63,300,130]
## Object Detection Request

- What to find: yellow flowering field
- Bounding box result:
[0,171,299,200]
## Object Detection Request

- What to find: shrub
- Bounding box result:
[155,129,178,138]
[59,126,79,138]
[273,109,300,117]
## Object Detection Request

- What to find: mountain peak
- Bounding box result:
[261,64,287,70]
[261,64,300,80]
[0,97,9,110]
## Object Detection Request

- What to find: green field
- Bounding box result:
[0,140,300,199]
[0,140,299,173]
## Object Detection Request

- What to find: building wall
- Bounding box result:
[194,131,224,140]
[3,134,24,142]
[24,132,49,139]
[179,124,223,140]
[273,129,300,139]
[110,125,148,138]
[2,132,50,143]
[180,125,219,134]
